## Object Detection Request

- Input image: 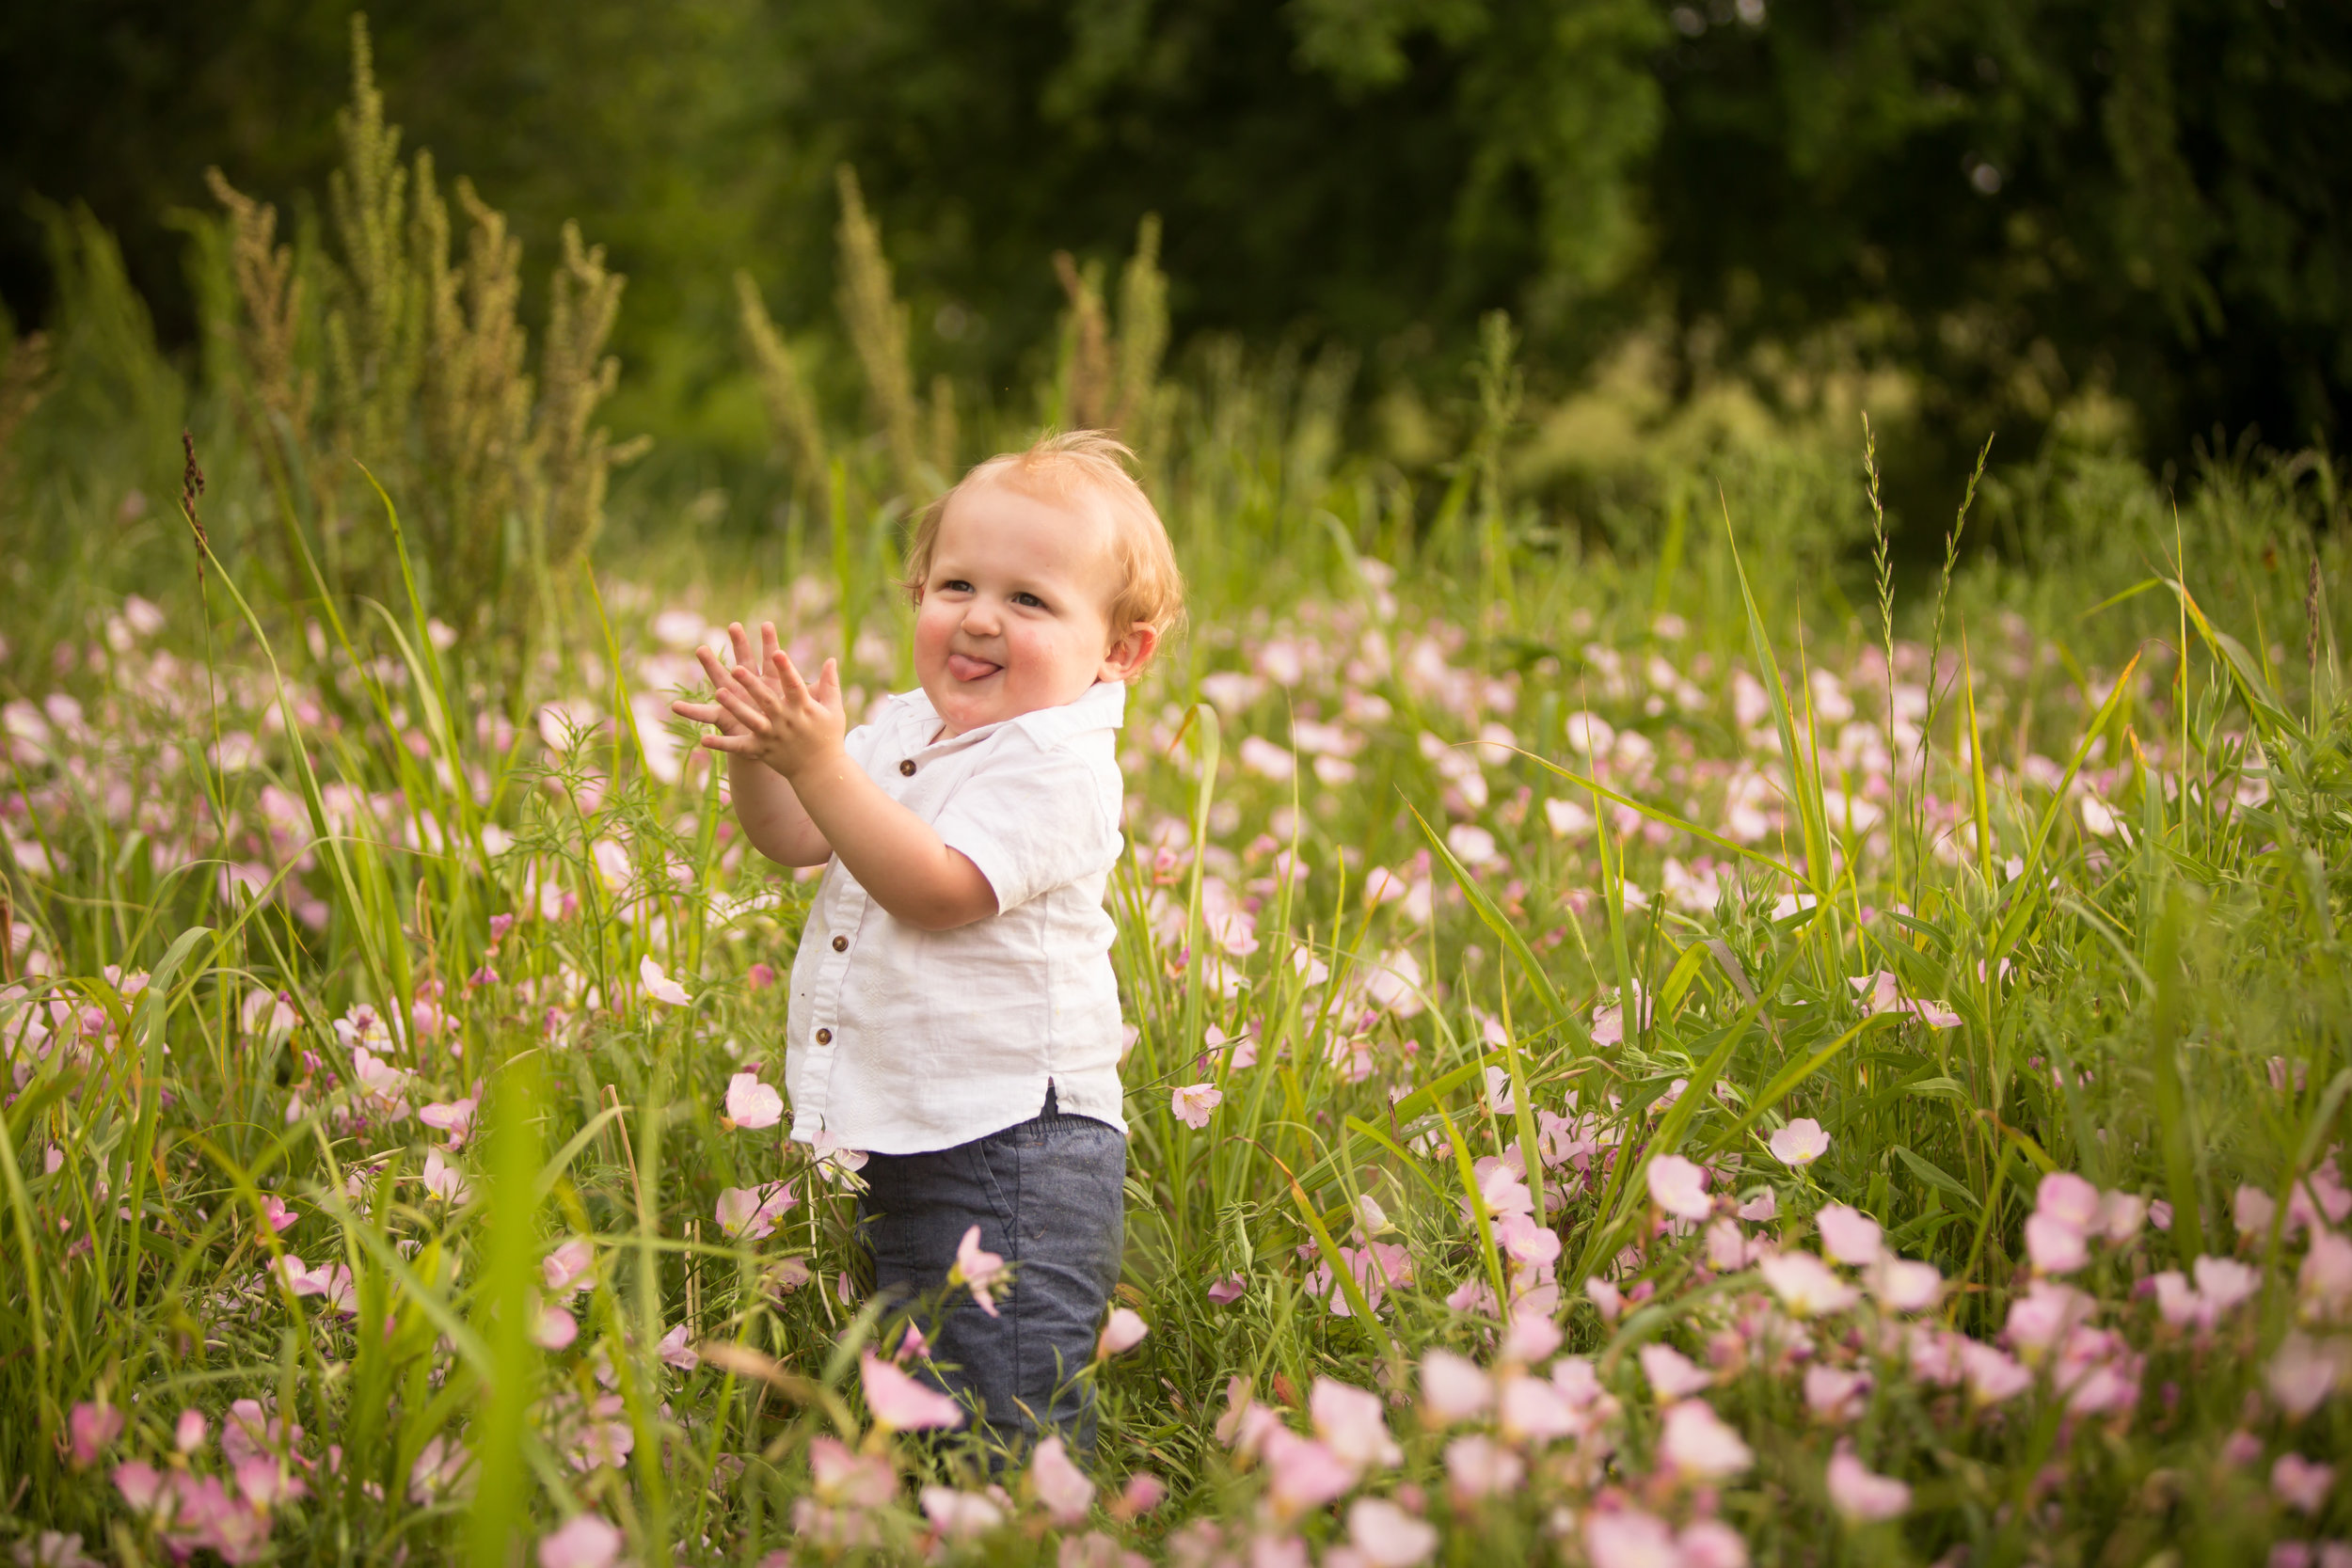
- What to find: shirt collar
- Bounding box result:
[885,679,1127,752]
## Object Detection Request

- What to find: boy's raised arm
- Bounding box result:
[671,623,834,867]
[692,642,997,931]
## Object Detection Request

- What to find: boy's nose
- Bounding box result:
[960,600,1002,636]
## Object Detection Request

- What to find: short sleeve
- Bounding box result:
[841,721,882,773]
[930,743,1120,913]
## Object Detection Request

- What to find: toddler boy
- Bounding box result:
[674,430,1183,1457]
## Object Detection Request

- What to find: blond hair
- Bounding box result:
[903,430,1185,673]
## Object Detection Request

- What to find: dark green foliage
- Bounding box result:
[1,0,2345,491]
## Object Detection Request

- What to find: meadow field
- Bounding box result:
[5,46,2352,1568]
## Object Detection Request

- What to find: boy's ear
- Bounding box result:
[1098,622,1157,684]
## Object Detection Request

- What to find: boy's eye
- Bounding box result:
[940,578,973,594]
[1012,591,1047,610]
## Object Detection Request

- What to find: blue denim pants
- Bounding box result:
[855,1085,1126,1459]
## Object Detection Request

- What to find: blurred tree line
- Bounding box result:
[3,0,2345,505]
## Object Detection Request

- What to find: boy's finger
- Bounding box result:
[761,622,782,669]
[693,646,738,689]
[728,621,755,668]
[771,649,811,705]
[732,666,779,708]
[714,688,765,729]
[815,657,843,709]
[699,731,755,756]
[671,698,723,724]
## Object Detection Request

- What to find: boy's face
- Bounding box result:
[912,473,1141,739]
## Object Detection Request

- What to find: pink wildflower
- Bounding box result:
[421,1148,470,1206]
[1029,1435,1094,1524]
[2097,1191,2149,1241]
[1849,971,1962,1028]
[723,1071,784,1131]
[1443,1433,1522,1503]
[2238,1185,2279,1240]
[1658,1400,1753,1480]
[2268,1333,2340,1418]
[409,1434,471,1501]
[1584,1509,1677,1568]
[1418,1350,1493,1425]
[1640,1343,1713,1400]
[1097,1307,1150,1358]
[1646,1154,1712,1221]
[1216,1377,1282,1455]
[418,1097,477,1147]
[1826,1444,1911,1521]
[1961,1340,2034,1405]
[2272,1453,2334,1515]
[1705,1217,1751,1273]
[533,1304,579,1351]
[113,1461,165,1513]
[1495,1211,1562,1267]
[538,1513,622,1568]
[67,1403,122,1467]
[1868,1256,1943,1312]
[1263,1429,1356,1517]
[2005,1279,2093,1359]
[1499,1313,1562,1365]
[657,1323,700,1370]
[2024,1212,2089,1275]
[1311,1377,1402,1470]
[2194,1255,2260,1317]
[1170,1083,1222,1129]
[2289,1158,2352,1233]
[2151,1270,2202,1329]
[1497,1373,1583,1444]
[1677,1519,1751,1568]
[2300,1229,2352,1321]
[809,1434,896,1508]
[1347,1497,1437,1567]
[1306,1241,1411,1317]
[2035,1173,2101,1231]
[715,1182,796,1241]
[638,955,691,1006]
[1770,1117,1830,1167]
[543,1238,596,1297]
[1817,1204,1883,1266]
[1469,1158,1534,1221]
[952,1225,1009,1318]
[1114,1473,1167,1519]
[859,1352,963,1431]
[1757,1250,1858,1317]
[921,1486,1007,1539]
[1804,1365,1870,1422]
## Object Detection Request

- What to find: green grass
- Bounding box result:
[4,271,2351,1565]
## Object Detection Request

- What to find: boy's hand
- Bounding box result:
[688,624,847,779]
[671,622,768,737]
[672,623,824,747]
[670,624,838,867]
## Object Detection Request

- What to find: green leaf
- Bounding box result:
[1894,1145,1977,1207]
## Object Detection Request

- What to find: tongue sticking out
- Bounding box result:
[947,653,1002,682]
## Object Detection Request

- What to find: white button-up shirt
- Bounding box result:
[783,678,1129,1154]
